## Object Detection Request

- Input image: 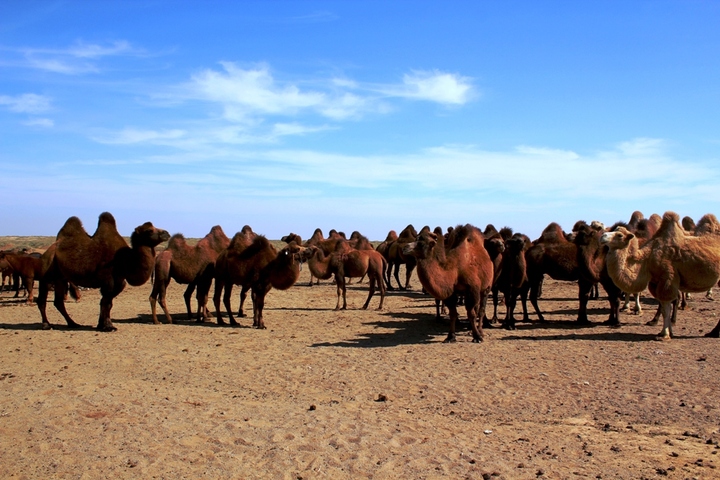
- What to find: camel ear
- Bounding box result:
[625,232,635,241]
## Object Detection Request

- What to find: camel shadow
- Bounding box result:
[310,310,445,348]
[501,329,699,342]
[0,322,96,331]
[118,314,243,328]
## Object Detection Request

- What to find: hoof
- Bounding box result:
[602,319,621,327]
[442,335,457,343]
[654,335,672,342]
[472,337,483,343]
[97,325,117,332]
[645,319,659,326]
[41,322,52,330]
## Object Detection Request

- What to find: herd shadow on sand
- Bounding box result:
[0,283,707,344]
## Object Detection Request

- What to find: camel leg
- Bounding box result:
[528,275,545,322]
[194,268,214,322]
[404,261,416,290]
[361,275,375,310]
[223,284,238,326]
[393,263,404,291]
[435,299,443,320]
[183,282,196,320]
[444,295,459,343]
[238,286,248,318]
[490,285,499,323]
[213,279,226,325]
[576,280,593,325]
[36,280,53,330]
[503,291,517,330]
[252,284,271,329]
[97,281,124,332]
[656,301,674,340]
[601,279,622,326]
[51,281,82,329]
[468,289,487,343]
[334,275,347,310]
[376,272,385,310]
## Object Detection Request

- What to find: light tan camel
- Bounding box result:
[602,212,720,340]
[37,212,169,331]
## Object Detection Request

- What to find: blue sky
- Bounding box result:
[2,1,720,240]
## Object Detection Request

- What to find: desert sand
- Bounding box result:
[1,263,719,479]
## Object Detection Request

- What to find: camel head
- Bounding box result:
[572,221,600,247]
[485,237,505,259]
[131,222,170,248]
[695,214,720,235]
[281,233,302,244]
[402,230,437,259]
[505,235,527,254]
[280,241,307,263]
[600,226,635,250]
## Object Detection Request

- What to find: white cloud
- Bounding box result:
[6,40,141,75]
[0,93,52,113]
[379,70,475,105]
[93,128,187,145]
[22,118,54,127]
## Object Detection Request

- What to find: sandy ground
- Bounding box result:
[1,267,720,479]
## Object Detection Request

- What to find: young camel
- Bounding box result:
[149,226,230,324]
[305,244,386,310]
[37,212,169,331]
[602,212,720,340]
[213,237,305,328]
[403,224,493,343]
[0,251,43,304]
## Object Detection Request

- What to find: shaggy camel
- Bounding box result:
[0,251,43,304]
[386,224,418,290]
[149,225,230,324]
[498,233,531,329]
[305,244,386,310]
[403,224,493,343]
[376,230,398,287]
[212,236,305,328]
[603,212,720,340]
[0,252,19,294]
[208,226,258,321]
[37,212,169,331]
[525,221,621,325]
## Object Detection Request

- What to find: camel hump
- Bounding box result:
[240,235,274,259]
[447,224,482,249]
[695,214,720,235]
[655,211,684,242]
[168,233,187,248]
[663,211,680,224]
[98,212,117,229]
[537,222,567,243]
[57,216,88,240]
[499,226,514,240]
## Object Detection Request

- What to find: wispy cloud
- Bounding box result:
[2,40,142,75]
[0,93,51,113]
[22,117,54,127]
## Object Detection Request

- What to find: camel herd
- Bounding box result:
[3,210,720,343]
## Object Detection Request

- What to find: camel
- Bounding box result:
[602,212,720,340]
[149,225,230,324]
[376,230,398,287]
[0,252,19,294]
[305,243,386,310]
[498,233,531,329]
[281,233,303,245]
[385,224,418,290]
[36,212,169,331]
[0,251,43,304]
[524,220,621,325]
[212,236,305,328]
[402,224,493,343]
[208,226,258,320]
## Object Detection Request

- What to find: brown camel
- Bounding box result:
[209,226,258,320]
[376,230,398,287]
[149,225,230,324]
[0,251,43,304]
[498,233,531,329]
[212,236,305,328]
[403,224,493,343]
[524,220,621,325]
[602,212,720,339]
[483,225,507,324]
[0,252,19,294]
[305,244,386,310]
[386,224,418,290]
[37,212,169,331]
